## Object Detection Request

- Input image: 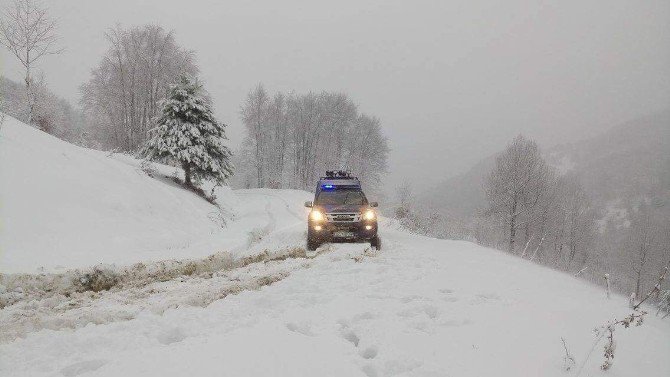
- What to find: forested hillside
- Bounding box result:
[409,111,670,296]
[547,110,670,208]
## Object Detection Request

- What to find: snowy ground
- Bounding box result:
[1,116,669,376]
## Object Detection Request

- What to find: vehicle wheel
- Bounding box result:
[370,235,381,251]
[307,238,320,251]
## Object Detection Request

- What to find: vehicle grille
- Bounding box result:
[326,213,360,222]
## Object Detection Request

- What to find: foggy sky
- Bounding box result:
[1,0,669,194]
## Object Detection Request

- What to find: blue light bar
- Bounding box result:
[323,184,334,189]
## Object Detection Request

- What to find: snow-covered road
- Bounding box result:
[2,189,670,377]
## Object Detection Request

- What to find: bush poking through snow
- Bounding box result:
[139,160,157,178]
[598,312,645,371]
[577,263,668,375]
[73,266,120,292]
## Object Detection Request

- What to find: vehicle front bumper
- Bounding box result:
[308,221,378,241]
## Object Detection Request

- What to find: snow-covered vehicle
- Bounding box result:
[304,171,381,251]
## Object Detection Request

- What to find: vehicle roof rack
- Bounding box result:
[321,170,356,180]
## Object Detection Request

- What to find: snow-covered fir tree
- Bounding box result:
[141,75,233,187]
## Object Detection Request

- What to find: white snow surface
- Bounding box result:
[1,116,669,376]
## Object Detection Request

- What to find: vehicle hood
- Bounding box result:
[319,204,365,213]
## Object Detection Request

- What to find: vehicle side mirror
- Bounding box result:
[304,201,313,208]
[370,202,378,208]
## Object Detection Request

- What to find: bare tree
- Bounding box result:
[240,84,270,187]
[629,205,657,298]
[0,0,62,125]
[549,175,596,270]
[485,135,551,253]
[394,182,413,220]
[267,92,289,187]
[80,25,197,151]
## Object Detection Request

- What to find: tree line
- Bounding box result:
[484,136,596,268]
[235,84,389,194]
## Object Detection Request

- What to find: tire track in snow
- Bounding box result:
[241,200,277,250]
[233,191,306,254]
[0,244,338,342]
[235,190,304,222]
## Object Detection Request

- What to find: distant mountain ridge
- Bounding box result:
[547,110,670,207]
[421,109,670,220]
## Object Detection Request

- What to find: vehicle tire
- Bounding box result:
[370,235,381,251]
[307,238,320,251]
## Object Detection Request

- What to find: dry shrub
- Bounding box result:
[74,266,119,292]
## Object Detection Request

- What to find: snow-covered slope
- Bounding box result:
[1,114,669,376]
[0,114,241,273]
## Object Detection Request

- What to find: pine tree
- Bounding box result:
[141,75,233,188]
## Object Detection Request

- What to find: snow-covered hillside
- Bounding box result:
[1,116,669,376]
[0,114,244,273]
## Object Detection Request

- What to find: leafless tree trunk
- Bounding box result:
[630,208,655,298]
[241,84,270,188]
[0,0,62,125]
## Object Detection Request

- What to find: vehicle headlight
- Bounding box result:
[363,209,376,221]
[310,210,325,222]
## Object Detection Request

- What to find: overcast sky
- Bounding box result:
[2,0,669,193]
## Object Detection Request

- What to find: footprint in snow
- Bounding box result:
[60,359,107,377]
[439,288,458,302]
[340,328,360,347]
[423,305,440,319]
[400,295,423,304]
[361,364,379,377]
[286,322,314,336]
[397,304,440,320]
[156,327,187,345]
[359,345,379,359]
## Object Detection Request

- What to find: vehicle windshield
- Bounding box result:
[316,190,366,206]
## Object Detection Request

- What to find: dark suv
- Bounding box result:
[304,171,381,251]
